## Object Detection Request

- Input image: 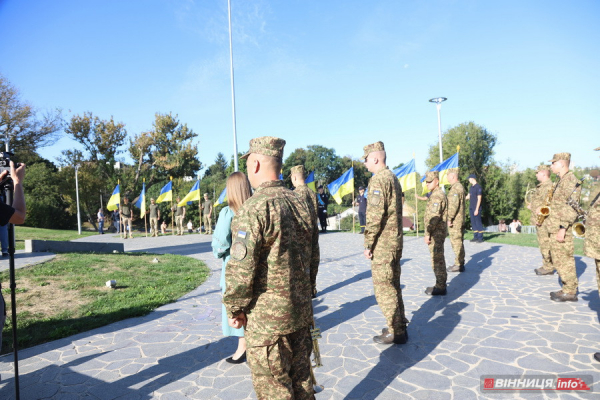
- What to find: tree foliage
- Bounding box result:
[0,74,62,162]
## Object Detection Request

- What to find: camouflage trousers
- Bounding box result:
[448,225,465,266]
[546,230,578,295]
[371,247,407,335]
[150,218,158,236]
[203,215,212,234]
[536,223,553,271]
[595,259,600,294]
[428,233,447,290]
[121,217,132,237]
[175,215,184,235]
[246,327,315,400]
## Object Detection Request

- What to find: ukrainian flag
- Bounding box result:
[134,181,146,217]
[214,187,227,207]
[421,152,459,194]
[106,184,120,211]
[306,171,316,192]
[156,181,173,203]
[393,159,417,192]
[178,180,200,207]
[328,167,354,205]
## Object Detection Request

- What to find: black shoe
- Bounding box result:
[594,352,600,362]
[425,286,447,296]
[1,253,8,257]
[447,265,465,273]
[373,331,408,345]
[312,288,317,299]
[225,351,246,364]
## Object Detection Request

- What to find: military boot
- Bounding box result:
[534,267,555,275]
[447,264,465,273]
[425,286,447,296]
[373,330,408,345]
[550,290,578,302]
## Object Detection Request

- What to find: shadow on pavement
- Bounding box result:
[344,245,501,399]
[0,309,178,360]
[0,337,235,399]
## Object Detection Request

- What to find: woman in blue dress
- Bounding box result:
[211,171,252,363]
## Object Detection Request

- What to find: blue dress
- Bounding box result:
[211,206,244,337]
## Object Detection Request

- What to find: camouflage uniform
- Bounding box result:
[584,179,600,293]
[363,142,406,337]
[424,173,448,290]
[545,153,581,296]
[292,165,320,293]
[446,170,466,267]
[223,137,319,400]
[174,204,185,235]
[531,166,555,272]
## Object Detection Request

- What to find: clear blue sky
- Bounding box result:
[1,0,598,175]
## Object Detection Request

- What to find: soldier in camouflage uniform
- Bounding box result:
[291,164,320,298]
[587,147,600,363]
[531,164,556,275]
[362,141,407,345]
[424,171,448,295]
[545,152,581,302]
[223,136,319,400]
[446,168,466,272]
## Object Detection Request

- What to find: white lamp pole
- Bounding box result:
[75,165,81,235]
[228,0,239,172]
[429,97,447,164]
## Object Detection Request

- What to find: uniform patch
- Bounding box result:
[370,190,382,206]
[453,194,458,196]
[231,241,247,261]
[237,230,247,239]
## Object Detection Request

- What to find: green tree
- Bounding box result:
[0,74,62,163]
[23,163,75,229]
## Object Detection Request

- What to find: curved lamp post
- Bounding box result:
[429,97,447,164]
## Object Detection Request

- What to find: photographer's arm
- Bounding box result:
[0,162,26,224]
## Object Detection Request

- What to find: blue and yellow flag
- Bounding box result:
[306,171,316,192]
[393,159,417,192]
[214,187,227,207]
[421,152,459,194]
[328,167,354,205]
[156,181,173,203]
[134,181,146,217]
[107,184,120,211]
[178,180,200,207]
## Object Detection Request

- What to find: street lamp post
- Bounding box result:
[75,165,81,235]
[429,97,447,164]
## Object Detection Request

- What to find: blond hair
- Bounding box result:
[227,171,252,213]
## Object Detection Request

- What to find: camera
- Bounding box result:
[0,152,20,187]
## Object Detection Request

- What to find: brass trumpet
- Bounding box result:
[566,178,586,238]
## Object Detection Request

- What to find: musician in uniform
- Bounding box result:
[531,164,555,275]
[424,171,448,295]
[316,186,329,232]
[362,141,407,345]
[446,168,466,272]
[586,147,600,362]
[291,164,320,297]
[545,152,581,302]
[224,136,319,400]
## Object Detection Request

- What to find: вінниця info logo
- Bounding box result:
[481,375,592,392]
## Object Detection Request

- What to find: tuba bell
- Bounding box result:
[572,221,585,238]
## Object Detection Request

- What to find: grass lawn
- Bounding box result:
[14,227,98,250]
[405,230,585,256]
[0,252,209,355]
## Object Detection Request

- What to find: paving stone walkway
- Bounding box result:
[1,232,599,399]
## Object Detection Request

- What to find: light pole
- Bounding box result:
[228,0,239,172]
[75,165,81,235]
[429,97,447,164]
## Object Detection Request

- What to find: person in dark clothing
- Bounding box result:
[466,174,484,242]
[317,185,329,232]
[355,186,367,234]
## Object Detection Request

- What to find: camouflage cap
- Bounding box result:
[425,171,439,183]
[361,141,385,160]
[290,165,305,176]
[447,168,459,175]
[549,152,571,163]
[536,164,551,172]
[241,136,286,160]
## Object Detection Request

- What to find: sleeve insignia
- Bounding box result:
[237,230,247,239]
[369,190,382,206]
[231,241,247,261]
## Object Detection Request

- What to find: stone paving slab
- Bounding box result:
[0,232,599,399]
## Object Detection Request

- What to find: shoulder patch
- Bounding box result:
[369,189,382,206]
[231,242,247,261]
[237,230,247,239]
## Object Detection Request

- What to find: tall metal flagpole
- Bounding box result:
[413,152,418,238]
[228,0,239,172]
[429,97,447,164]
[75,165,81,235]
